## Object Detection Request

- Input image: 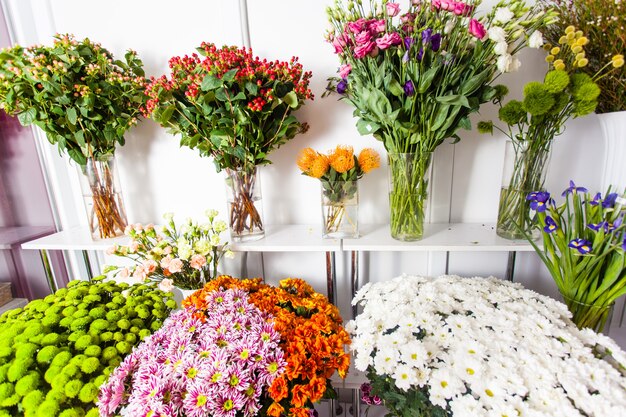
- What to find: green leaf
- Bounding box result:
[215,87,229,102]
[461,68,491,96]
[282,91,299,108]
[67,108,77,125]
[201,75,222,91]
[232,92,246,101]
[435,94,470,108]
[418,66,439,93]
[356,119,380,136]
[17,108,37,126]
[245,81,259,96]
[388,79,404,97]
[160,105,176,123]
[74,130,86,148]
[68,148,86,165]
[221,69,238,83]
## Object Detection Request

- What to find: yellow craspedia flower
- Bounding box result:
[576,58,588,67]
[575,30,583,38]
[576,37,588,46]
[545,55,555,63]
[550,47,560,55]
[565,25,575,34]
[575,52,586,61]
[571,45,583,54]
[558,36,567,44]
[297,147,318,173]
[554,62,566,71]
[357,148,381,174]
[613,55,625,68]
[328,145,355,174]
[566,32,576,41]
[309,154,330,179]
[553,59,564,67]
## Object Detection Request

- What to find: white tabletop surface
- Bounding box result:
[0,226,56,250]
[21,226,129,251]
[230,224,341,252]
[343,223,538,252]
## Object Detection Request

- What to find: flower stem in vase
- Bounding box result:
[226,167,264,242]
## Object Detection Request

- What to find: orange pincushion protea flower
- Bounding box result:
[309,154,330,178]
[183,275,351,417]
[358,148,381,173]
[297,147,319,173]
[328,145,355,173]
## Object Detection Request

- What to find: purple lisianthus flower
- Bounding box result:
[421,28,433,44]
[404,36,415,50]
[417,47,424,61]
[404,80,415,96]
[403,51,410,62]
[544,216,558,233]
[528,191,551,212]
[562,180,588,197]
[602,192,618,208]
[336,79,348,94]
[569,238,592,254]
[431,33,442,51]
[589,192,602,206]
[622,236,626,251]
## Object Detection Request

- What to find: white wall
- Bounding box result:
[3,0,621,326]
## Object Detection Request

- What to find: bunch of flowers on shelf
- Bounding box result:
[297,145,380,237]
[479,25,624,240]
[106,209,234,290]
[349,274,626,416]
[144,43,314,240]
[99,276,351,417]
[0,278,175,417]
[0,34,147,239]
[539,0,625,113]
[325,0,557,241]
[526,182,626,332]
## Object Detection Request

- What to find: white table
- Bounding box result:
[0,226,55,296]
[21,227,129,290]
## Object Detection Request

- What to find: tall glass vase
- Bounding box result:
[78,156,128,240]
[496,140,552,240]
[225,167,264,242]
[388,152,433,241]
[321,180,359,238]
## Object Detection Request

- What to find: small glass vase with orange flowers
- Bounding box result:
[298,146,380,238]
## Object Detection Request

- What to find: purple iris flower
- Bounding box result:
[602,192,618,209]
[562,180,588,197]
[569,238,592,254]
[404,37,415,50]
[404,80,415,96]
[544,216,558,233]
[431,33,442,51]
[528,191,551,212]
[587,222,608,232]
[589,192,602,206]
[336,79,348,94]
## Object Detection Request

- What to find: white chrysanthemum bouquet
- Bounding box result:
[348,275,626,416]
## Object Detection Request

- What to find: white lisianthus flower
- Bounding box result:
[494,41,508,55]
[497,53,513,73]
[494,7,514,24]
[224,249,235,259]
[488,26,507,43]
[528,31,544,48]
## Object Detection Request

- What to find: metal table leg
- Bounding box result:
[82,250,94,281]
[39,249,58,292]
[505,251,516,282]
[351,250,359,320]
[325,252,337,304]
[352,387,361,417]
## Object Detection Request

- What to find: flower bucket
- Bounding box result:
[78,156,128,240]
[496,140,552,240]
[321,180,359,238]
[225,166,264,242]
[388,152,432,241]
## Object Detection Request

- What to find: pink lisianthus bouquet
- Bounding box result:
[105,209,234,290]
[325,0,558,153]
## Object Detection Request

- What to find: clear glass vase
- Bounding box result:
[496,140,552,240]
[562,294,614,334]
[225,167,264,242]
[388,152,433,241]
[321,180,358,239]
[78,156,128,240]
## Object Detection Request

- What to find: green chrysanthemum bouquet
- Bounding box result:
[479,25,624,240]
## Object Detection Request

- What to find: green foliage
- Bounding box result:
[0,34,147,165]
[0,279,174,415]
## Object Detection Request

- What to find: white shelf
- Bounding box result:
[343,223,538,252]
[230,224,341,252]
[0,226,55,250]
[21,227,129,251]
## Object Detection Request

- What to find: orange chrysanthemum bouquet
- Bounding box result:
[297,146,380,238]
[182,276,351,417]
